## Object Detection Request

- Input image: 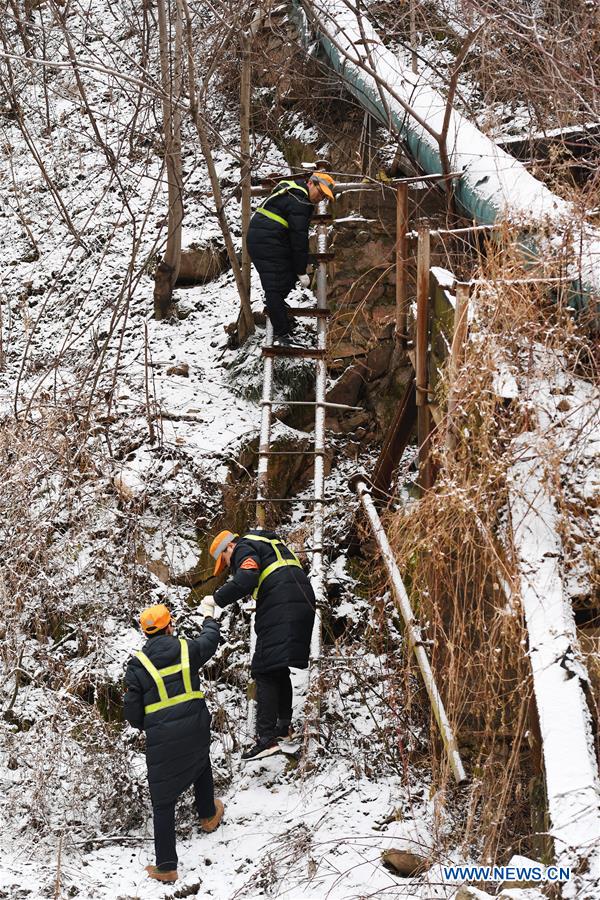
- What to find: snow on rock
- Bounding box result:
[499,891,547,900]
[380,817,436,858]
[456,889,546,900]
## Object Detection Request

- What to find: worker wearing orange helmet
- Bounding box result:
[123,601,223,884]
[207,528,315,761]
[246,171,335,346]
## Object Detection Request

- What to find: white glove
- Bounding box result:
[298,273,310,288]
[200,595,222,621]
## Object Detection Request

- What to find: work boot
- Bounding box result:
[200,798,225,833]
[241,737,281,761]
[145,865,178,883]
[283,302,298,328]
[275,719,292,739]
[273,333,293,348]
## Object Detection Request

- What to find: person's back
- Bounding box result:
[247,181,313,270]
[124,603,224,884]
[245,173,335,342]
[209,529,316,760]
[125,627,218,804]
[231,530,314,671]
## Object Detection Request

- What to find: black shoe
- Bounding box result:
[273,333,293,348]
[275,720,292,739]
[241,738,281,761]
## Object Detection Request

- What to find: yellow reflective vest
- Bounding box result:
[255,180,309,228]
[135,638,204,716]
[242,533,303,599]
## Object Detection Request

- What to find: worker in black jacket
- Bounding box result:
[123,601,224,884]
[246,172,335,346]
[207,529,316,760]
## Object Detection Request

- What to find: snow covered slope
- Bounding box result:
[0,4,444,898]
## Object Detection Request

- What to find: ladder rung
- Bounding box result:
[261,399,362,410]
[287,307,331,318]
[262,347,326,359]
[311,251,335,261]
[252,497,327,504]
[255,450,318,455]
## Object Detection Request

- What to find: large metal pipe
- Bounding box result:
[291,0,598,312]
[249,173,461,198]
[353,477,467,785]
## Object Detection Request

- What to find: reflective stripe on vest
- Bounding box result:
[255,180,309,229]
[256,207,289,228]
[242,533,303,599]
[135,638,204,716]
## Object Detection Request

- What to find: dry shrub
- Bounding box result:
[3,690,146,837]
[383,221,598,862]
[385,478,532,861]
[0,397,151,839]
[0,402,142,647]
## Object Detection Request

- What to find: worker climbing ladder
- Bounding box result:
[247,194,333,739]
[244,172,467,740]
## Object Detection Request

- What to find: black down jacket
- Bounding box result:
[123,620,220,807]
[245,182,314,292]
[214,530,315,675]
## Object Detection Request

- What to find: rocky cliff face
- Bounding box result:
[323,184,450,440]
[324,188,404,439]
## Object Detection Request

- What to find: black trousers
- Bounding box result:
[152,759,216,871]
[263,281,296,336]
[256,667,293,741]
[246,247,297,336]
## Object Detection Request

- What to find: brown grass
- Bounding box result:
[377,217,599,864]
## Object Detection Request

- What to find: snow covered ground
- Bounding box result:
[3,709,438,900]
[0,254,443,897]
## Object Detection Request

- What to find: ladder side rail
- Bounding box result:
[256,318,275,526]
[248,319,275,735]
[307,200,329,743]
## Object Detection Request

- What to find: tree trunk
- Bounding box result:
[237,32,253,343]
[154,0,184,320]
[180,0,254,343]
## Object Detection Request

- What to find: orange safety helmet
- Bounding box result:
[309,171,336,201]
[209,530,238,576]
[139,603,171,634]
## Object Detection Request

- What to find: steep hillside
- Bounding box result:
[0,2,598,900]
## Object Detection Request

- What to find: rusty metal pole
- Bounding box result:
[395,183,409,347]
[353,477,467,785]
[446,282,470,451]
[416,223,431,491]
